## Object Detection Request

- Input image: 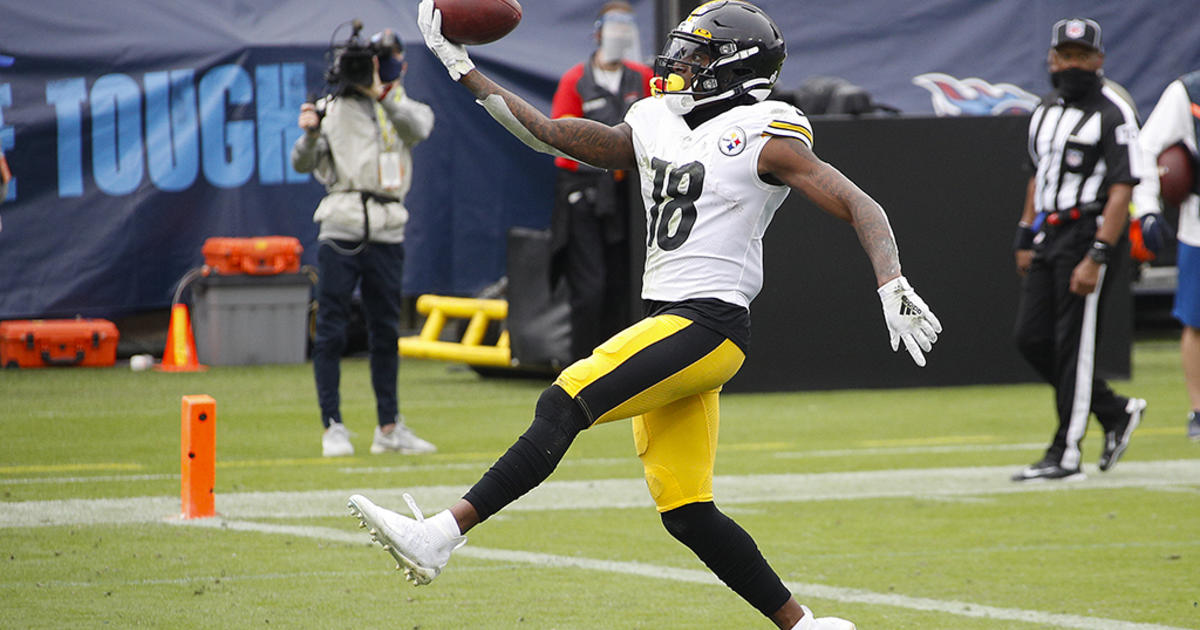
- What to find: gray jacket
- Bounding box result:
[291,88,434,243]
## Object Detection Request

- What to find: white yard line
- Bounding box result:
[4,459,1198,527]
[0,440,1080,485]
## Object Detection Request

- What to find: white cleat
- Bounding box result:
[813,617,856,630]
[347,493,464,586]
[793,606,857,630]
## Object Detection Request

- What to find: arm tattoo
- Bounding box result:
[848,192,903,285]
[462,71,636,170]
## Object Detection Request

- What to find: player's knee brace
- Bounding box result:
[463,385,591,521]
[535,384,593,434]
[660,502,792,618]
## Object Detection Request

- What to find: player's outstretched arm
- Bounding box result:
[417,0,635,171]
[461,72,637,171]
[759,135,942,366]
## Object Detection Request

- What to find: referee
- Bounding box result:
[1010,17,1146,482]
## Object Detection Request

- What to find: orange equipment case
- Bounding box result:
[202,236,303,275]
[0,318,119,368]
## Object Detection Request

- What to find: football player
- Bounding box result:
[348,2,941,628]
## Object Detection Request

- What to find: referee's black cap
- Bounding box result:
[1051,18,1103,53]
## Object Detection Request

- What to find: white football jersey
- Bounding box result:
[1133,79,1200,246]
[625,98,813,308]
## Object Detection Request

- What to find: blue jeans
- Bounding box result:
[313,240,404,429]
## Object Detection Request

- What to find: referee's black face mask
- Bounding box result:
[1050,67,1101,102]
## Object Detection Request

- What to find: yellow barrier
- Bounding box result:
[398,295,512,367]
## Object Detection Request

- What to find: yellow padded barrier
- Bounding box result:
[398,295,512,367]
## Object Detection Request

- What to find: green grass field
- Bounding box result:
[2,341,1198,629]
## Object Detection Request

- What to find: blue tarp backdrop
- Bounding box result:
[0,0,1198,320]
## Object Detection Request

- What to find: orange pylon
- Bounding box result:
[157,303,207,372]
[180,395,216,519]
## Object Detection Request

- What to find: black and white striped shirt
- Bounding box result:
[1027,83,1141,213]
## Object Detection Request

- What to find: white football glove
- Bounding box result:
[877,276,942,367]
[417,0,475,81]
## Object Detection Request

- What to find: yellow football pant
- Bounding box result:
[554,314,745,512]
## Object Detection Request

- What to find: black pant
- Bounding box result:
[312,240,404,429]
[552,172,632,362]
[1012,219,1129,469]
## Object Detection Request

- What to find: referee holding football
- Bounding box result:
[1010,18,1147,482]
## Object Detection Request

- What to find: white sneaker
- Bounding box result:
[370,417,437,454]
[792,606,857,630]
[347,493,465,585]
[322,422,354,457]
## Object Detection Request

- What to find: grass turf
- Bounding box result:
[1,340,1198,628]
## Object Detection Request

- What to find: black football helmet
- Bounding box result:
[653,1,786,110]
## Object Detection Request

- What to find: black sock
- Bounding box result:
[661,501,792,618]
[463,385,590,522]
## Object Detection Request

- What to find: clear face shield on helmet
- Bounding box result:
[651,32,717,114]
[596,11,642,64]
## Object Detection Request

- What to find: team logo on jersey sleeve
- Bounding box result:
[719,126,747,156]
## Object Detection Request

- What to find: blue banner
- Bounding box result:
[0,0,1197,319]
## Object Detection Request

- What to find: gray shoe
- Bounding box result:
[370,417,437,454]
[322,422,354,457]
[1188,411,1200,442]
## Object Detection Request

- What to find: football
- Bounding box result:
[435,0,522,46]
[1158,142,1196,207]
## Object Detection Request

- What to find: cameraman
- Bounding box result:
[293,28,436,458]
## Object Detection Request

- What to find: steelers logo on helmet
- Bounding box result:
[653,0,786,115]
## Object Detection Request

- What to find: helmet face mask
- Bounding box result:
[656,33,717,93]
[652,0,786,114]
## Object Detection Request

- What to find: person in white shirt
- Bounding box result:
[1132,70,1200,440]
